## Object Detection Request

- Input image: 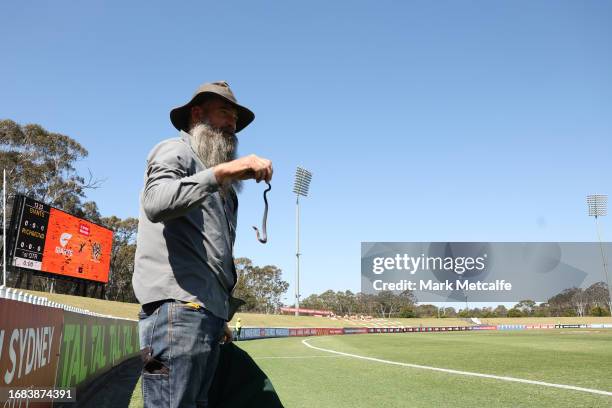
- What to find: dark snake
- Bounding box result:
[253,182,271,243]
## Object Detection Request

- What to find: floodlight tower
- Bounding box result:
[587,194,611,316]
[293,167,312,316]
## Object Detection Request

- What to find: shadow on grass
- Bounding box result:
[77,343,283,407]
[80,357,142,408]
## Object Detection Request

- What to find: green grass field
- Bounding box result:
[127,329,612,407]
[15,289,611,407]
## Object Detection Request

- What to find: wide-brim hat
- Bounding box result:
[170,81,255,133]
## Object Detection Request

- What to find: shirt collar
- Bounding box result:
[179,129,192,146]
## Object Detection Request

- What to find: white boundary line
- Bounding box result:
[301,338,612,397]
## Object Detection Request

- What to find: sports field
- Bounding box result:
[127,329,612,407]
[15,290,611,407]
[239,330,611,408]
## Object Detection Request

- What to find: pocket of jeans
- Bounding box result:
[139,306,170,372]
[142,371,170,407]
[141,346,170,375]
[141,342,170,406]
[138,315,153,350]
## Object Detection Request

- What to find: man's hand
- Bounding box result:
[220,322,233,344]
[214,154,273,185]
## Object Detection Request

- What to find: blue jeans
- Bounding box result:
[138,301,225,408]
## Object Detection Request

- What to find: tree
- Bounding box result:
[356,292,378,316]
[0,119,102,216]
[101,216,139,302]
[470,307,483,318]
[494,305,508,317]
[507,308,523,317]
[336,290,358,316]
[416,304,438,318]
[232,258,288,314]
[548,288,578,317]
[545,284,612,317]
[533,303,550,317]
[233,258,258,310]
[570,289,587,317]
[301,293,325,311]
[399,306,416,318]
[585,282,611,313]
[442,307,457,317]
[591,306,607,316]
[480,307,496,318]
[374,290,415,318]
[515,300,536,316]
[291,289,417,318]
[319,290,339,312]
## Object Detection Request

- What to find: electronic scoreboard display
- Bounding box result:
[11,196,113,283]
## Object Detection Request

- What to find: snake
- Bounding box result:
[253,182,271,243]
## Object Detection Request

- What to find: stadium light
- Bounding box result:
[586,194,611,316]
[293,167,313,316]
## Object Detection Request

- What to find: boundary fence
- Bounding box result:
[237,322,612,340]
[0,288,138,407]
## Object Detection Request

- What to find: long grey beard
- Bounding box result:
[189,122,242,193]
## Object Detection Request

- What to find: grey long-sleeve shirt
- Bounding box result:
[132,130,238,321]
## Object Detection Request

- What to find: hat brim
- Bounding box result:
[170,91,255,133]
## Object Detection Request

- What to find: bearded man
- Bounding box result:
[132,81,272,408]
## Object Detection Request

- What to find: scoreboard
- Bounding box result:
[11,196,113,283]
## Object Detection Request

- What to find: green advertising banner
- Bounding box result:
[56,312,139,389]
[1,299,139,406]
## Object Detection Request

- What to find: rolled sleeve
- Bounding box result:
[142,140,220,223]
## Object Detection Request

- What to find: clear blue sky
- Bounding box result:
[1,1,610,305]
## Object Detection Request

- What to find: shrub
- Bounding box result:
[590,306,609,317]
[399,306,416,318]
[562,309,577,317]
[507,308,523,317]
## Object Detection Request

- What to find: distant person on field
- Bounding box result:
[235,317,242,341]
[132,81,273,408]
